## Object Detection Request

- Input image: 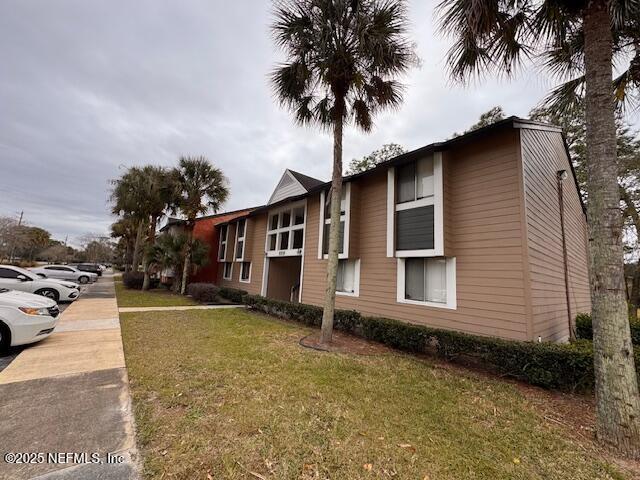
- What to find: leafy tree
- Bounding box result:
[347,143,407,174]
[171,156,228,294]
[437,0,640,454]
[271,0,416,345]
[467,106,505,132]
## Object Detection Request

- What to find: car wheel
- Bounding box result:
[0,322,10,352]
[78,276,89,284]
[35,288,59,302]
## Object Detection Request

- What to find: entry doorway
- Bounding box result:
[265,256,302,303]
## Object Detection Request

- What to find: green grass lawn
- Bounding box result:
[114,281,198,307]
[120,309,627,480]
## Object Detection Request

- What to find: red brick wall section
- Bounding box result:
[190,210,253,284]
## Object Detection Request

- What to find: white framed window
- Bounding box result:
[397,257,456,309]
[387,152,443,257]
[222,261,233,280]
[235,219,246,260]
[239,261,251,283]
[336,258,360,297]
[218,224,229,261]
[265,200,306,257]
[318,183,350,259]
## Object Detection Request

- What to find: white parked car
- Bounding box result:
[0,265,80,302]
[0,288,59,350]
[30,265,97,284]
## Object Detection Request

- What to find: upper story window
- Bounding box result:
[318,183,351,259]
[235,219,246,260]
[387,153,443,258]
[218,224,228,261]
[266,201,306,257]
[397,157,434,204]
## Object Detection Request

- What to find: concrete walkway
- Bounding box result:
[119,304,244,313]
[0,273,139,480]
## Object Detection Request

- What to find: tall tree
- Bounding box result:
[347,143,407,174]
[271,0,416,344]
[437,0,640,455]
[110,166,174,289]
[172,156,228,294]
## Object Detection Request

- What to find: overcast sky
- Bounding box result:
[1,0,638,247]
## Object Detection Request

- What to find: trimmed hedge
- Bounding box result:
[575,312,640,344]
[218,286,248,304]
[244,294,640,391]
[122,272,144,289]
[187,283,220,303]
[122,272,159,290]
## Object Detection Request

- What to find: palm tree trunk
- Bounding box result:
[584,1,640,457]
[180,226,193,295]
[142,215,157,291]
[320,113,344,345]
[131,220,144,272]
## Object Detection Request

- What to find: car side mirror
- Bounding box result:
[16,275,30,282]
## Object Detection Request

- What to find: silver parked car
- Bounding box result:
[30,265,98,284]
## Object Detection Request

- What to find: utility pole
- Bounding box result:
[8,211,24,264]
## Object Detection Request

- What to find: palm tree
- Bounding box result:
[271,0,416,345]
[110,166,175,289]
[110,167,150,272]
[437,0,640,456]
[110,215,138,271]
[172,156,228,294]
[150,232,210,292]
[137,166,175,290]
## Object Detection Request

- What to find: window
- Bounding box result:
[218,225,228,260]
[387,153,443,257]
[266,202,306,256]
[235,219,246,260]
[240,262,251,283]
[222,262,233,280]
[397,257,456,309]
[336,259,360,296]
[318,183,350,259]
[0,268,20,279]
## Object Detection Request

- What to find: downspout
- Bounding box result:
[557,169,574,340]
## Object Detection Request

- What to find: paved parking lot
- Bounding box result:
[0,273,139,479]
[0,287,83,373]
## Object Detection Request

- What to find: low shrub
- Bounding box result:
[122,272,145,289]
[218,287,248,304]
[575,312,640,344]
[243,295,640,391]
[187,283,220,303]
[122,272,159,289]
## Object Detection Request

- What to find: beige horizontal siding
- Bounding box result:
[217,215,266,296]
[302,129,531,341]
[520,128,591,341]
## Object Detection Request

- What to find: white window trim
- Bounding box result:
[318,183,350,260]
[396,257,456,309]
[239,261,251,283]
[387,152,444,258]
[234,219,247,261]
[222,261,233,280]
[265,199,306,258]
[335,258,360,297]
[218,225,229,261]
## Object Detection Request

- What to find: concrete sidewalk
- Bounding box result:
[0,273,139,480]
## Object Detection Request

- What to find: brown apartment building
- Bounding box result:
[215,117,590,343]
